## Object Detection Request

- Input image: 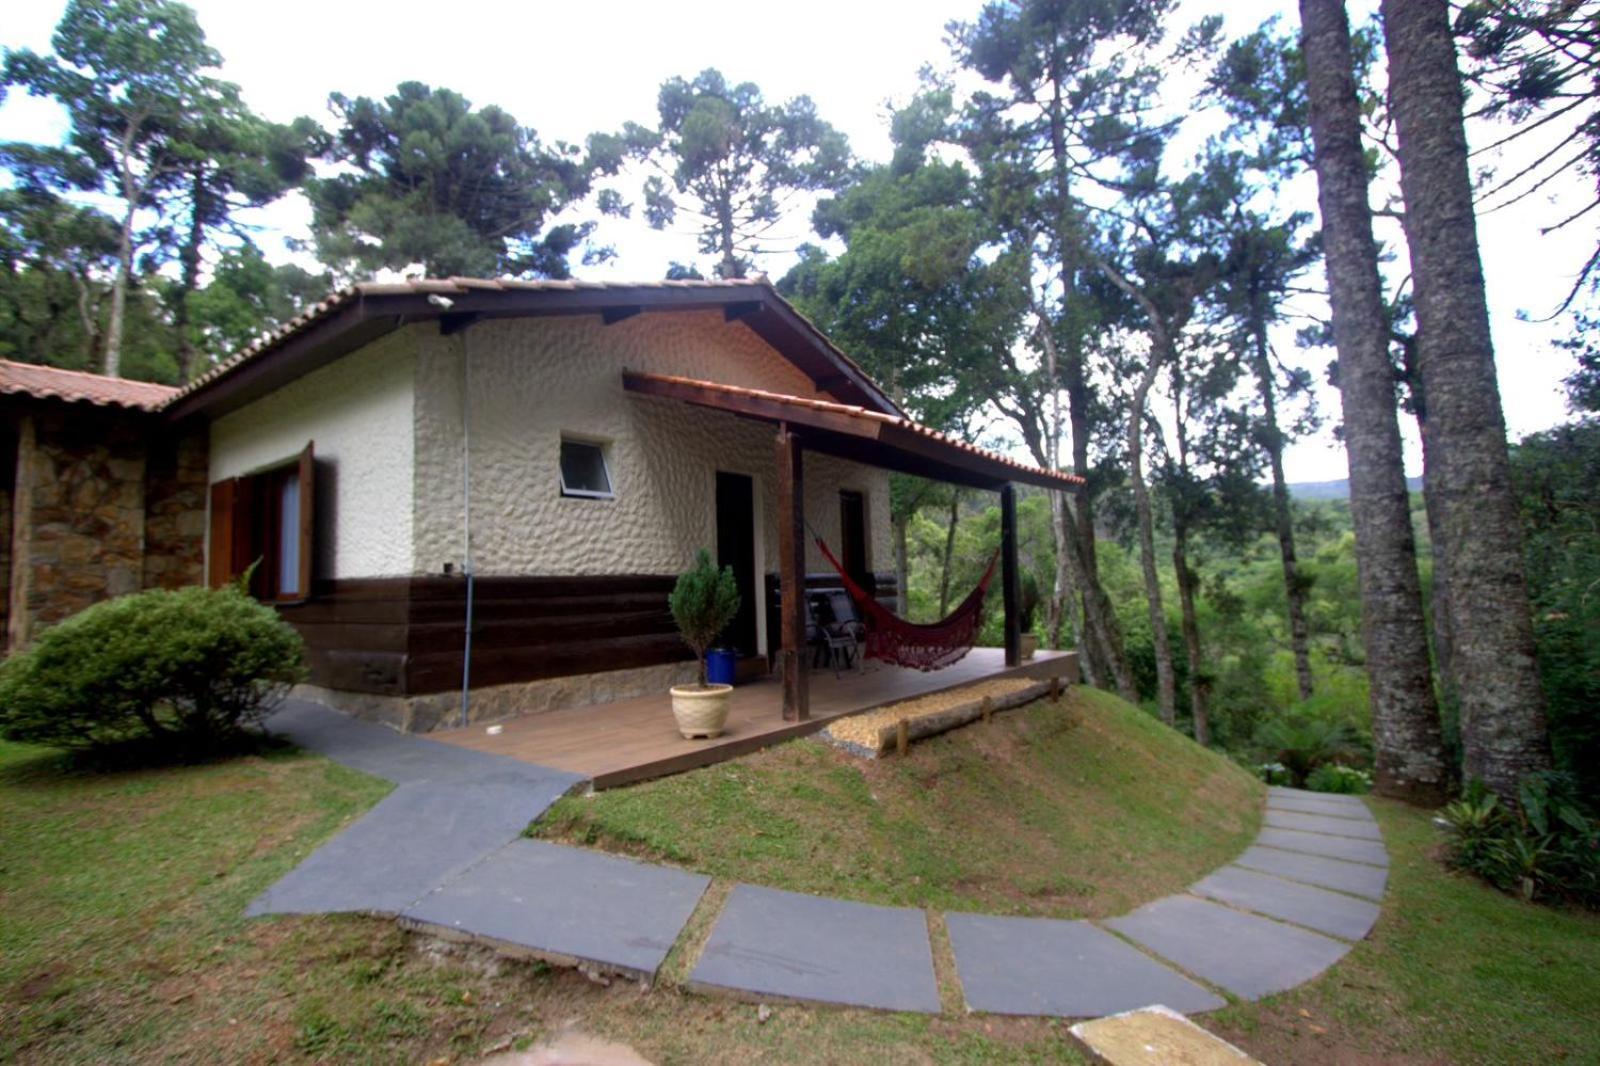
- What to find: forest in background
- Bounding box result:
[3,0,1598,822]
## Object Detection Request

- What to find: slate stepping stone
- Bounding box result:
[1257,827,1388,867]
[690,884,941,1013]
[1107,895,1350,1000]
[946,912,1224,1018]
[1269,786,1367,810]
[1192,865,1382,941]
[1265,809,1383,840]
[248,780,556,917]
[1267,794,1375,821]
[1235,845,1388,900]
[401,839,709,979]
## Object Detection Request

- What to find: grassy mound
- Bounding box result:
[533,686,1263,919]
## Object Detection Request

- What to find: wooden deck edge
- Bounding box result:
[589,651,1078,790]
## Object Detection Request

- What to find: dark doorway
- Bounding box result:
[839,490,869,587]
[715,471,758,656]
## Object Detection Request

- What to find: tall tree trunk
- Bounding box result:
[174,171,208,383]
[1300,0,1450,804]
[1397,334,1459,724]
[1172,519,1208,744]
[1063,346,1130,683]
[72,273,102,368]
[1043,72,1137,700]
[1381,0,1550,800]
[1031,302,1135,699]
[1249,306,1316,700]
[1128,358,1178,725]
[1064,498,1137,699]
[893,513,910,617]
[1047,492,1099,683]
[716,184,741,279]
[1418,424,1457,720]
[1171,380,1211,743]
[104,200,135,378]
[938,491,961,617]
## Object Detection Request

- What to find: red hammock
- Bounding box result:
[814,536,999,672]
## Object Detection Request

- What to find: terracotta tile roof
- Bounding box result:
[624,370,1085,490]
[0,360,179,412]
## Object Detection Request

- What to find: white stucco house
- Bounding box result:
[40,276,1079,732]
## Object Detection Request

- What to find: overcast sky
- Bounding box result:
[1,0,1587,484]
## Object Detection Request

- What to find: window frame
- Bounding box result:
[558,436,616,500]
[208,441,315,604]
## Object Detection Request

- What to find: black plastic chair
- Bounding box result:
[822,589,867,672]
[807,592,858,677]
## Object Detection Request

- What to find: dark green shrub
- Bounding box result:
[1253,698,1366,787]
[668,549,740,688]
[1441,774,1600,907]
[0,584,306,751]
[1305,763,1371,794]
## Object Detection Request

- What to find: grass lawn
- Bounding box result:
[533,687,1264,919]
[1214,797,1600,1065]
[3,697,1598,1065]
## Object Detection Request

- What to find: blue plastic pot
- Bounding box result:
[706,648,737,686]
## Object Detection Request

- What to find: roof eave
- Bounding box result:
[164,279,906,422]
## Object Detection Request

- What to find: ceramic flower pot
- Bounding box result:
[669,683,733,739]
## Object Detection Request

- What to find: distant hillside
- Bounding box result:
[1289,476,1423,500]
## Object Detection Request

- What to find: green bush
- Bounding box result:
[1440,774,1599,907]
[1253,696,1367,787]
[1306,763,1371,794]
[0,584,307,751]
[668,549,740,688]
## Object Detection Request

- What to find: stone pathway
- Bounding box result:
[251,701,1391,1020]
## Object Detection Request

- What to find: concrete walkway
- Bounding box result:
[251,700,1389,1018]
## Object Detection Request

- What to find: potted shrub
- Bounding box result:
[668,549,742,739]
[1018,573,1041,660]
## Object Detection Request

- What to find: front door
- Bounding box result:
[715,471,757,657]
[840,489,869,587]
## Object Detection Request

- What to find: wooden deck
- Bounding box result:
[431,647,1079,789]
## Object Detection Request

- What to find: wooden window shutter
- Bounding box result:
[208,479,237,588]
[297,441,315,600]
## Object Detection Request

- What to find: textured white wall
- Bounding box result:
[209,332,417,578]
[411,311,893,582]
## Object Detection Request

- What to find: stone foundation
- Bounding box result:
[296,659,702,734]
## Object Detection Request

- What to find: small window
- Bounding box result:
[559,438,614,499]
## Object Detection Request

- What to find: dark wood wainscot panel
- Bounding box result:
[275,574,693,696]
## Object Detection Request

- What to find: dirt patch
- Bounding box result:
[1212,1000,1450,1066]
[12,963,67,1003]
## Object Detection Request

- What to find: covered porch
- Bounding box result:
[621,370,1086,724]
[433,646,1080,788]
[433,370,1085,786]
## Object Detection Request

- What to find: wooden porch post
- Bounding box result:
[776,424,809,720]
[1001,482,1021,667]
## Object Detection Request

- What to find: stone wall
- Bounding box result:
[8,409,148,647]
[4,404,209,651]
[142,426,208,589]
